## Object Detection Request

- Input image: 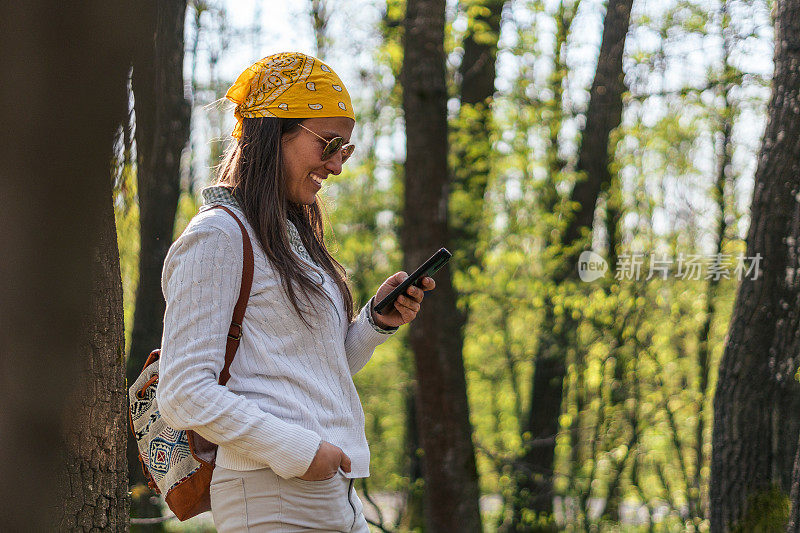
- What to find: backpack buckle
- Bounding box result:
[228,322,243,340]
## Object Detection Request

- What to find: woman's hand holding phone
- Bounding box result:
[371,272,436,329]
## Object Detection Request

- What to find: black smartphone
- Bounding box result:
[374,248,452,315]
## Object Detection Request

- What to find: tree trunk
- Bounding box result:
[310,0,330,57]
[559,0,632,267]
[515,0,633,523]
[694,17,735,514]
[459,0,505,106]
[401,0,483,531]
[450,0,506,275]
[504,6,578,525]
[127,1,191,522]
[541,0,580,218]
[128,0,190,379]
[399,381,426,531]
[710,0,800,529]
[59,181,130,531]
[0,2,135,529]
[790,430,800,531]
[789,429,800,531]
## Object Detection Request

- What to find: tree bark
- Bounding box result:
[126,2,191,520]
[0,2,135,529]
[459,0,505,106]
[399,380,426,531]
[128,0,190,379]
[128,0,190,386]
[559,0,632,267]
[710,0,800,529]
[789,428,800,533]
[401,0,483,531]
[59,181,130,531]
[789,430,800,532]
[515,0,633,523]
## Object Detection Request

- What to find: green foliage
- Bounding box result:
[113,159,139,352]
[380,0,405,84]
[731,487,789,533]
[120,0,775,529]
[174,188,202,239]
[353,331,410,490]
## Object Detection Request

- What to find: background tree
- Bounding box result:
[127,0,190,391]
[790,431,800,530]
[401,0,483,530]
[691,0,739,516]
[450,0,507,274]
[710,0,800,527]
[515,0,634,524]
[60,159,130,531]
[105,0,778,529]
[126,1,191,524]
[0,2,136,529]
[310,0,330,57]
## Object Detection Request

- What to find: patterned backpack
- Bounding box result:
[128,205,254,521]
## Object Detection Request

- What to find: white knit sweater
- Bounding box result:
[156,189,395,480]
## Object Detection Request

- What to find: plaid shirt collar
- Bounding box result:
[201,185,239,211]
[200,186,314,265]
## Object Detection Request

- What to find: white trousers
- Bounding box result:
[210,465,370,532]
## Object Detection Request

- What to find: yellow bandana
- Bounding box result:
[225,52,355,139]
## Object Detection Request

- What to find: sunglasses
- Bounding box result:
[297,123,355,163]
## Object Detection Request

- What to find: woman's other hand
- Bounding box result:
[298,441,351,481]
[371,272,436,329]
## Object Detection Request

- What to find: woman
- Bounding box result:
[157,52,434,532]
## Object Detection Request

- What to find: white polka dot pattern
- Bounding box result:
[225,52,355,138]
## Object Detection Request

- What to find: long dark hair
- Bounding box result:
[215,116,355,326]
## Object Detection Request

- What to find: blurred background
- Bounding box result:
[6,0,796,531]
[115,0,781,531]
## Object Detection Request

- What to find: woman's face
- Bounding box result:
[281,116,355,205]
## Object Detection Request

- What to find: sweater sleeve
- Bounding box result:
[344,296,396,374]
[156,217,322,479]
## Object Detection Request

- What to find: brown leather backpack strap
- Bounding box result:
[210,205,254,386]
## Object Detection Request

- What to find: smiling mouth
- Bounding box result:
[309,173,325,186]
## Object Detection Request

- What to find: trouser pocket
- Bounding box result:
[209,470,247,533]
[281,473,352,531]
